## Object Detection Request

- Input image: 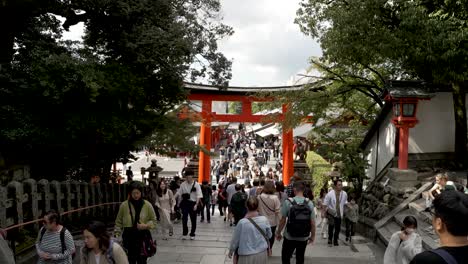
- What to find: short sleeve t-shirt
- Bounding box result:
[410,246,468,264]
[280,196,315,241]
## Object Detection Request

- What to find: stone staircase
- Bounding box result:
[373,172,437,250]
[369,167,467,251]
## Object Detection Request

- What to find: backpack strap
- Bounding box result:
[431,249,458,264]
[106,239,115,264]
[39,227,46,243]
[287,197,297,205]
[60,227,67,254]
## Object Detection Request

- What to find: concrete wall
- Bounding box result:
[408,92,455,153]
[365,113,396,181]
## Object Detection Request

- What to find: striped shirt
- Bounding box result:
[36,226,75,264]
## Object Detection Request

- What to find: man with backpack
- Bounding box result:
[275,181,316,264]
[410,190,468,264]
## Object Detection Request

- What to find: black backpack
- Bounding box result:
[39,226,76,259]
[286,198,312,237]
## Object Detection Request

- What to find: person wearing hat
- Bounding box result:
[115,181,156,264]
[176,173,203,240]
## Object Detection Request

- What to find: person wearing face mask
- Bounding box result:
[384,216,422,264]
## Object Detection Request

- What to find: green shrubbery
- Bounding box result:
[306,151,332,198]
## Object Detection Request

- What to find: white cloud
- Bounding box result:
[59,1,322,87]
[218,0,322,86]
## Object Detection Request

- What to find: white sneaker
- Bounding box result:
[190,236,195,240]
[181,235,187,240]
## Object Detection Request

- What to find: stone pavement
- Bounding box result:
[148,211,379,264]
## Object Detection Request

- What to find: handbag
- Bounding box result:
[128,202,157,257]
[182,181,196,201]
[140,229,157,257]
[247,218,272,256]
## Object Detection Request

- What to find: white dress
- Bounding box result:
[155,190,175,234]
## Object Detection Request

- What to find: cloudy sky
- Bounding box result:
[62,0,321,87]
[217,0,321,86]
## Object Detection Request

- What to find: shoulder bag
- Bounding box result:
[247,218,272,256]
[128,202,157,257]
[182,181,196,201]
[259,195,276,214]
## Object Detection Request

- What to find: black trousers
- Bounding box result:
[328,217,342,243]
[181,200,197,236]
[345,218,355,239]
[281,237,308,264]
[200,202,211,221]
[122,228,147,264]
[270,226,276,249]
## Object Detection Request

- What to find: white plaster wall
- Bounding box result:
[408,93,455,153]
[365,137,377,180]
[365,112,396,181]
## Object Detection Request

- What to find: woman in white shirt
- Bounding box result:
[383,216,422,264]
[256,181,281,250]
[155,180,175,240]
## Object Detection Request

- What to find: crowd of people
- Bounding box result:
[1,130,467,264]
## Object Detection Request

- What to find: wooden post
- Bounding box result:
[62,182,72,221]
[38,179,51,216]
[282,104,294,185]
[24,179,39,230]
[398,126,409,170]
[8,181,24,226]
[0,186,7,227]
[198,100,212,183]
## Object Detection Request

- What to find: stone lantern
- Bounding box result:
[385,81,434,170]
[385,80,434,188]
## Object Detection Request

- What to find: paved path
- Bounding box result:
[148,211,378,264]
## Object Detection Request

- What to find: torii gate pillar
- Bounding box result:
[282,104,293,185]
[198,101,211,183]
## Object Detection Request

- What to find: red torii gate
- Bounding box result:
[183,83,305,185]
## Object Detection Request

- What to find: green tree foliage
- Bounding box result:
[258,59,378,196]
[305,151,331,198]
[0,0,232,180]
[296,0,468,167]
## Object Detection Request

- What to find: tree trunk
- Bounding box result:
[452,82,468,169]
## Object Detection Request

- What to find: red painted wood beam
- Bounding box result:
[188,94,273,102]
[210,114,283,123]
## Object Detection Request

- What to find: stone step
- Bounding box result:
[408,197,426,213]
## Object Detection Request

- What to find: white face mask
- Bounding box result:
[405,228,415,234]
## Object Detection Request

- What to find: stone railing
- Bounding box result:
[0,179,132,231]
